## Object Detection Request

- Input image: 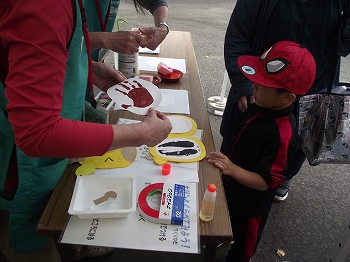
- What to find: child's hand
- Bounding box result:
[207,151,269,190]
[206,150,235,176]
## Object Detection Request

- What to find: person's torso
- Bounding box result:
[0,0,90,252]
[224,104,297,216]
[265,0,342,93]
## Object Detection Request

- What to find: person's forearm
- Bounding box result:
[89,31,109,50]
[229,164,269,190]
[108,108,172,151]
[152,6,168,25]
[109,123,146,150]
[12,113,113,158]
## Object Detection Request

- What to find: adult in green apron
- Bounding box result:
[0,0,171,260]
[0,1,88,261]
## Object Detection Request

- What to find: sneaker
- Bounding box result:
[274,180,290,201]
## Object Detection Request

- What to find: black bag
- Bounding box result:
[337,0,350,56]
[298,83,350,165]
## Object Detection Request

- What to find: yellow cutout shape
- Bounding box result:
[149,135,206,164]
[75,147,137,176]
[167,115,197,137]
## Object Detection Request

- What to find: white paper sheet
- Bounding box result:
[139,45,161,54]
[157,89,190,114]
[92,157,199,183]
[138,56,186,74]
[60,179,200,254]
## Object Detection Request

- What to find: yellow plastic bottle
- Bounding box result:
[199,184,217,222]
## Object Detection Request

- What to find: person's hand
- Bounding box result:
[206,150,235,176]
[237,95,255,113]
[100,31,144,55]
[139,108,172,147]
[207,150,269,190]
[139,27,167,51]
[108,108,171,151]
[92,61,126,92]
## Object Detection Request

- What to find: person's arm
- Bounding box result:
[138,5,168,50]
[89,31,144,55]
[3,0,171,159]
[206,150,269,190]
[108,108,171,151]
[88,0,168,54]
[151,5,169,34]
[138,0,169,50]
[3,0,111,159]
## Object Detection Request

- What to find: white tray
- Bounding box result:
[68,175,136,219]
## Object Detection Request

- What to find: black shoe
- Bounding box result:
[274,180,290,202]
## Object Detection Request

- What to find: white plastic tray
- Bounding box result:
[68,176,136,219]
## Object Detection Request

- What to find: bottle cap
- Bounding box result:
[207,184,216,192]
[161,163,171,175]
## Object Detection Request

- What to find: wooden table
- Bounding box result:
[37,31,232,262]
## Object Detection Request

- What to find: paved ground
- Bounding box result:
[2,1,350,261]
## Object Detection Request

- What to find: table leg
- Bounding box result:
[203,243,218,262]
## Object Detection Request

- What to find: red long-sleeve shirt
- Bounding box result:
[1,0,113,159]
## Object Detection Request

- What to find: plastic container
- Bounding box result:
[68,176,136,219]
[117,28,140,78]
[118,52,139,79]
[199,184,217,222]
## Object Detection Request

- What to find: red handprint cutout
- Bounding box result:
[114,80,154,109]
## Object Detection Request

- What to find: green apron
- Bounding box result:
[83,0,121,61]
[0,0,89,252]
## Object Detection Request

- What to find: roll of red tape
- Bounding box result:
[138,183,164,223]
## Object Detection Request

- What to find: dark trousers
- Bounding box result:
[226,211,269,262]
[222,176,270,262]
